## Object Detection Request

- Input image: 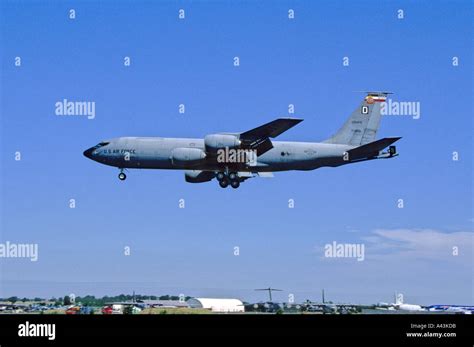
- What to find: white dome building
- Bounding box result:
[187,298,245,313]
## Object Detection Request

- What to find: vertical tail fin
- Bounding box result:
[324,92,391,146]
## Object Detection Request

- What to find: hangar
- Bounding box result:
[187,298,244,313]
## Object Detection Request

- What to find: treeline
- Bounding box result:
[1,294,191,306]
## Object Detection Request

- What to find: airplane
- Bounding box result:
[299,289,365,314]
[247,301,283,313]
[377,293,425,312]
[426,305,474,314]
[83,91,401,188]
[254,287,283,302]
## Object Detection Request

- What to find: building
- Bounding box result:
[187,298,245,313]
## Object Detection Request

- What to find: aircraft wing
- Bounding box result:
[239,118,303,155]
[240,118,303,140]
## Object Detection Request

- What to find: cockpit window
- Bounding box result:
[92,141,110,150]
[93,142,109,148]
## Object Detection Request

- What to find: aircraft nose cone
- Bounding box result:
[83,147,95,159]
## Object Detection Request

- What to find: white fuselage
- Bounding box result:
[84,137,355,172]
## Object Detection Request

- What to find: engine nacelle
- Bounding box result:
[171,148,206,166]
[185,170,215,183]
[204,134,241,152]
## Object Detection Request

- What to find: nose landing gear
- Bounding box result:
[118,170,127,181]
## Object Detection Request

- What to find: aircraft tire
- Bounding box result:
[216,172,226,181]
[228,172,238,181]
[118,172,127,181]
[219,179,229,188]
[230,180,240,189]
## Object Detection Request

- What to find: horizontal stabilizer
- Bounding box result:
[347,137,401,159]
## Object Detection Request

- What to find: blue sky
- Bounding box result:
[0,0,472,305]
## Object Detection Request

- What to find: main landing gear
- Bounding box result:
[216,171,241,189]
[118,169,127,181]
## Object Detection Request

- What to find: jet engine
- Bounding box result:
[204,134,241,152]
[171,148,206,166]
[185,170,215,183]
